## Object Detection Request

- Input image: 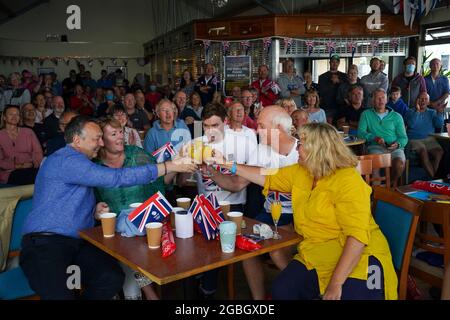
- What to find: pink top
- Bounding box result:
[0,128,43,184]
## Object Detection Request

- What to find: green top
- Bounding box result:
[94,145,165,214]
[357,107,408,149]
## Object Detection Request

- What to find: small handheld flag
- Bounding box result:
[151,142,176,163]
[128,191,173,232]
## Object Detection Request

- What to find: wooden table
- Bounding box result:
[79,217,302,299]
[431,133,450,141]
[345,137,366,147]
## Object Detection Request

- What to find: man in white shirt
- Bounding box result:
[209,105,298,300]
[226,101,258,146]
[188,102,258,299]
[194,103,258,208]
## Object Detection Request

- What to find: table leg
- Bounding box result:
[227,264,235,300]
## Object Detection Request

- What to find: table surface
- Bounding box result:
[431,133,450,140]
[79,218,302,285]
[345,137,366,147]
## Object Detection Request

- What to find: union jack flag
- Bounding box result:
[267,191,292,207]
[204,193,225,224]
[128,191,173,232]
[189,195,216,240]
[151,142,176,163]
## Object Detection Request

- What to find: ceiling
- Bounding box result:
[180,0,404,17]
[0,0,448,26]
[0,0,49,25]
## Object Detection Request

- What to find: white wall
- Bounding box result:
[0,0,208,80]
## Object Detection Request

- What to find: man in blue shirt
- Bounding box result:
[405,92,444,178]
[144,99,192,155]
[20,116,196,299]
[424,58,449,111]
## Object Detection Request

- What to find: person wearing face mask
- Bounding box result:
[96,89,117,118]
[391,56,427,108]
[145,82,162,108]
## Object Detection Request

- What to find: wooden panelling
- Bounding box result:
[193,14,418,40]
[195,16,275,39]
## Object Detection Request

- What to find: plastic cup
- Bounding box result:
[342,125,350,137]
[100,213,117,238]
[219,201,231,218]
[129,202,142,209]
[146,222,163,249]
[219,221,237,253]
[176,198,191,210]
[227,211,243,235]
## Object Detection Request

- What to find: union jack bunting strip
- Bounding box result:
[263,37,272,54]
[128,191,173,232]
[370,40,380,56]
[305,40,314,56]
[151,142,176,163]
[326,41,336,57]
[390,38,400,53]
[283,38,293,54]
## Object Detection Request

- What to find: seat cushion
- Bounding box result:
[0,267,35,300]
[9,198,33,252]
[410,257,444,279]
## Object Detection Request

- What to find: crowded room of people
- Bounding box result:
[1,0,450,305]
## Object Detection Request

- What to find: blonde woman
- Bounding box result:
[303,89,326,123]
[278,97,298,115]
[212,122,398,300]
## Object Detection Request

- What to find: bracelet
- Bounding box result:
[163,162,167,175]
[230,161,237,175]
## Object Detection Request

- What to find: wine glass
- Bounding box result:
[271,201,282,240]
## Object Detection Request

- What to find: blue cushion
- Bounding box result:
[0,267,35,300]
[9,198,33,252]
[374,200,413,270]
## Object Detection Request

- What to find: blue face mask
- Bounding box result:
[406,64,415,74]
[150,85,157,92]
[106,93,114,101]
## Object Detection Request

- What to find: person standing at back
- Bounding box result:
[318,55,348,124]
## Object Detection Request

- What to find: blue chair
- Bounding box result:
[0,198,36,300]
[372,186,423,300]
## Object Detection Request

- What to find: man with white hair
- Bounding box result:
[209,105,298,300]
[44,96,66,139]
[143,99,191,155]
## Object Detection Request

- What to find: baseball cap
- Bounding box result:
[330,54,340,61]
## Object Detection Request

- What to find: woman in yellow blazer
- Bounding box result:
[213,122,397,300]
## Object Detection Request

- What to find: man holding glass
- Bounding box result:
[207,105,298,300]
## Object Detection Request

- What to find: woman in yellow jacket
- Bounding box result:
[214,122,398,300]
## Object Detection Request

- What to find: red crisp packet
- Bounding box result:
[236,235,262,251]
[161,221,176,258]
[412,180,450,196]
